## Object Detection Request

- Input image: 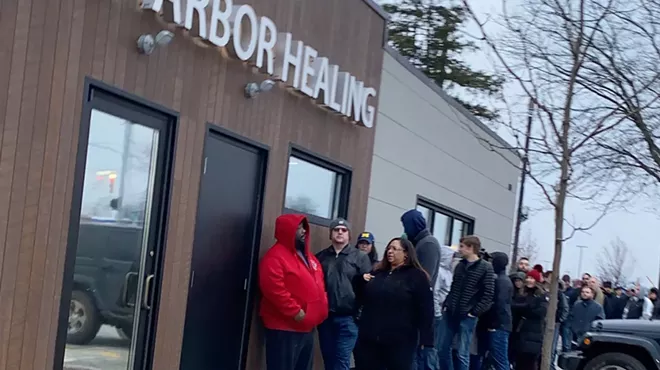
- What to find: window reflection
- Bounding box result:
[63,109,159,370]
[284,156,344,219]
[433,212,451,245]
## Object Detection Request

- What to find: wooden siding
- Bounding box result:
[0,0,386,368]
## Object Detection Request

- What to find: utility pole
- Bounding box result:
[576,245,588,277]
[511,99,534,272]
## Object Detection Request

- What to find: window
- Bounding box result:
[416,197,475,247]
[284,147,351,223]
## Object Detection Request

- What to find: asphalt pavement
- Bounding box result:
[63,325,131,370]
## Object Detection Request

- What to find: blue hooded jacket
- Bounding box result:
[400,210,441,289]
[401,209,427,241]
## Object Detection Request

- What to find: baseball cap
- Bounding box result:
[357,232,374,244]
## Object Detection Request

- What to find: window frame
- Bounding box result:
[282,144,352,226]
[416,195,476,246]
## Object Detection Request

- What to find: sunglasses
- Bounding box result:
[333,227,348,233]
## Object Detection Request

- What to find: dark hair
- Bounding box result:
[376,237,429,280]
[519,257,529,261]
[582,273,592,278]
[562,274,571,282]
[459,235,481,253]
[651,288,659,295]
[356,242,379,264]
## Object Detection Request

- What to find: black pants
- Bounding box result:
[265,329,314,370]
[353,337,416,370]
[515,353,540,370]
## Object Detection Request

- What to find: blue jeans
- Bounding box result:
[561,321,572,352]
[412,317,442,370]
[318,315,358,370]
[550,325,560,370]
[437,314,477,370]
[488,330,510,370]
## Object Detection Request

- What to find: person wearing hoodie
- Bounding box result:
[259,214,329,370]
[623,285,654,320]
[568,286,605,340]
[400,210,441,287]
[316,218,372,370]
[477,252,513,370]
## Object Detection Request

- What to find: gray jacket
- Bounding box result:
[412,229,441,288]
[433,245,454,316]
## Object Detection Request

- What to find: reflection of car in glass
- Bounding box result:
[67,220,143,345]
[559,319,660,370]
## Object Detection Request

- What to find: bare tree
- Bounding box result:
[460,0,657,367]
[518,228,540,263]
[596,237,636,285]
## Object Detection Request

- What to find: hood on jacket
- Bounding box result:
[491,252,509,274]
[439,245,455,270]
[401,210,427,241]
[275,214,310,253]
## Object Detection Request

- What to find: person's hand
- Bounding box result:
[294,309,306,322]
[363,273,374,282]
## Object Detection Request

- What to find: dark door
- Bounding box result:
[180,128,266,370]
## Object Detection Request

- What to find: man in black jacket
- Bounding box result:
[437,235,494,370]
[480,252,512,370]
[316,218,372,370]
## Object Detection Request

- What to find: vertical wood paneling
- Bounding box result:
[0,0,386,368]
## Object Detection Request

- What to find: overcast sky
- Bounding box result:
[456,0,660,285]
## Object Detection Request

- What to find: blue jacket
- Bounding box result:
[569,299,605,339]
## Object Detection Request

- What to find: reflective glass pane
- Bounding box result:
[433,212,451,245]
[451,220,466,246]
[284,156,342,219]
[63,109,159,370]
[416,205,431,225]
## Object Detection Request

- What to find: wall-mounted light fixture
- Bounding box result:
[244,79,276,98]
[137,30,175,55]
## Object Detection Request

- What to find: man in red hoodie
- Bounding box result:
[259,214,329,370]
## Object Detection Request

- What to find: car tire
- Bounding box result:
[66,290,102,345]
[584,352,647,370]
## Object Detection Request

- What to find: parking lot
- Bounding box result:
[63,325,130,370]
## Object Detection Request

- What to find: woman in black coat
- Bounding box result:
[353,237,434,370]
[510,269,549,370]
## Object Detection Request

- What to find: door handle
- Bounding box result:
[123,272,139,307]
[142,274,155,310]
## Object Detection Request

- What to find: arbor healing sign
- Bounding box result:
[140,0,378,128]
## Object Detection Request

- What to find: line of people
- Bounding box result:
[255,209,658,370]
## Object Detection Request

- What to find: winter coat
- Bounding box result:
[569,299,605,339]
[556,288,569,323]
[480,252,513,332]
[401,210,441,287]
[259,214,328,332]
[511,285,549,355]
[443,258,495,318]
[355,264,435,346]
[316,243,372,316]
[623,296,653,320]
[433,245,454,317]
[604,293,628,319]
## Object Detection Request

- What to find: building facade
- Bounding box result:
[0,0,386,369]
[365,48,520,255]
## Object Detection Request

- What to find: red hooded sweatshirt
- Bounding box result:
[259,214,328,332]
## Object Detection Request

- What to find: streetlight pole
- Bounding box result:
[511,99,534,273]
[576,245,588,276]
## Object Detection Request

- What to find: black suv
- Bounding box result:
[559,319,660,370]
[67,220,143,345]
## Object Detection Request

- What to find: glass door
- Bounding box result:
[56,85,174,370]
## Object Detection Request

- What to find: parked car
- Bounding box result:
[67,220,143,345]
[559,319,660,370]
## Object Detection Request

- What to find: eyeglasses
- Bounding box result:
[333,227,348,233]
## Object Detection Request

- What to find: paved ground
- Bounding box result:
[63,325,131,370]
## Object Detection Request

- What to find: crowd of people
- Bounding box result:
[256,209,659,370]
